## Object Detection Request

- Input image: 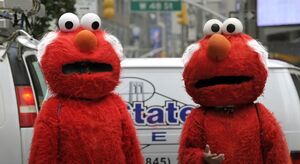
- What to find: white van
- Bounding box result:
[1,49,300,163]
[0,31,47,164]
[117,58,300,164]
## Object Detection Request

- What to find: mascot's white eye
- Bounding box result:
[222,18,243,35]
[203,19,223,36]
[81,13,101,31]
[58,13,79,32]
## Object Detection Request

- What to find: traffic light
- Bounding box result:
[176,3,188,25]
[103,0,115,19]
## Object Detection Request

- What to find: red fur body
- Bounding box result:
[30,94,143,164]
[29,14,143,163]
[179,103,291,163]
[179,31,291,163]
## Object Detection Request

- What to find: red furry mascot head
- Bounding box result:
[38,13,123,99]
[30,13,144,164]
[182,18,268,107]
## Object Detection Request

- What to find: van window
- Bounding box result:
[25,55,47,110]
[7,43,31,86]
[291,74,300,100]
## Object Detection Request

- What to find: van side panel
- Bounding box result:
[116,67,195,163]
[0,85,4,126]
[21,128,34,163]
[0,56,22,164]
[258,68,300,151]
[119,63,300,163]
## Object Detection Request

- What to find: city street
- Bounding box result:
[0,0,300,163]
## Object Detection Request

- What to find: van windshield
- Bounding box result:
[25,55,47,110]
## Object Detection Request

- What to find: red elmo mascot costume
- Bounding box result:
[179,18,291,164]
[29,13,143,164]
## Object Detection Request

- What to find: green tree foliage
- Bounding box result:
[32,0,76,38]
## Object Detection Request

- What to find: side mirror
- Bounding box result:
[0,30,40,61]
[16,35,39,50]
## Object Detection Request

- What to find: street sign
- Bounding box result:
[131,0,181,12]
[75,0,98,18]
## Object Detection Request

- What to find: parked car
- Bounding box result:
[1,43,300,163]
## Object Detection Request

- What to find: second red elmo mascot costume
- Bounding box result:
[179,18,291,164]
[29,13,143,164]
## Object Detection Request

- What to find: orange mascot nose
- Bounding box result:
[74,30,97,52]
[207,34,231,62]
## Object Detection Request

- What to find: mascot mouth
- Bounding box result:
[62,62,113,74]
[195,76,252,88]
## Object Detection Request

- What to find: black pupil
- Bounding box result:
[211,24,220,32]
[92,22,99,30]
[65,21,73,29]
[227,24,235,33]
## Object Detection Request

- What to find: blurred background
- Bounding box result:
[1,0,300,65]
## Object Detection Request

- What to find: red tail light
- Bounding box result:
[16,86,37,127]
[291,151,300,164]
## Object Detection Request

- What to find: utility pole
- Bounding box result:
[181,25,185,53]
[183,0,228,46]
[183,0,227,21]
[176,2,189,53]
